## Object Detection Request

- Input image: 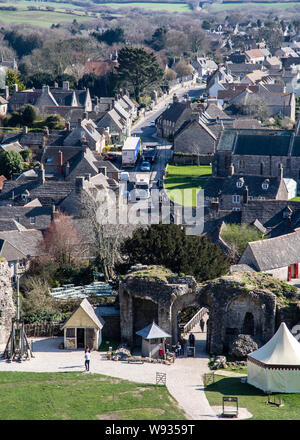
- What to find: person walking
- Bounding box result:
[84,346,91,372]
[189,333,195,347]
[175,341,181,357]
[200,319,205,333]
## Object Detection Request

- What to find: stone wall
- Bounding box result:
[119,267,279,355]
[0,261,15,345]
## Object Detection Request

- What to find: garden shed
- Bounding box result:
[136,321,171,358]
[247,322,300,393]
[61,298,105,350]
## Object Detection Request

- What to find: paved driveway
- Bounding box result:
[0,329,252,420]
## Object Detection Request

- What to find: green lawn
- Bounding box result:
[102,2,191,12]
[0,1,95,28]
[209,1,300,11]
[0,371,186,420]
[164,164,212,207]
[205,375,300,420]
[290,197,300,201]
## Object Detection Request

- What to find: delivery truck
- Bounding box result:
[122,136,142,168]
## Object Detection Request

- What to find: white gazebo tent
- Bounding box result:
[136,321,171,359]
[247,322,300,393]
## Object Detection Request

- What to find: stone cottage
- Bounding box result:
[239,230,300,281]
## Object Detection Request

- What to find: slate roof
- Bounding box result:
[136,321,171,340]
[8,88,90,108]
[0,229,43,259]
[234,134,291,156]
[240,230,300,271]
[0,178,75,207]
[0,205,52,230]
[159,102,187,122]
[204,175,282,199]
[226,63,263,74]
[62,298,105,330]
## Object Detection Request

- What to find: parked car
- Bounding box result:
[120,171,130,181]
[150,121,156,127]
[104,152,117,161]
[140,161,151,172]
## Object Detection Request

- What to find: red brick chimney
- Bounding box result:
[58,150,63,175]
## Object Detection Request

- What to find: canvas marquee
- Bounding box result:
[247,322,300,393]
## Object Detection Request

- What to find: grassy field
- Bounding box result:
[209,1,300,11]
[0,371,186,420]
[205,374,300,420]
[291,196,300,201]
[102,2,192,12]
[0,1,96,28]
[164,164,212,206]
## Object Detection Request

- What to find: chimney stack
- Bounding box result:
[65,121,71,132]
[75,176,85,194]
[58,150,63,175]
[23,126,28,134]
[13,83,18,93]
[243,185,249,204]
[42,85,50,94]
[229,162,235,176]
[279,163,283,179]
[173,93,178,103]
[38,164,45,184]
[83,111,88,120]
[62,81,70,91]
[4,85,9,100]
[65,161,70,177]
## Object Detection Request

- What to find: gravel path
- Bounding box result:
[0,327,252,420]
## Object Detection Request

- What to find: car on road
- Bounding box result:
[120,171,130,181]
[103,152,118,161]
[140,161,151,172]
[150,121,156,127]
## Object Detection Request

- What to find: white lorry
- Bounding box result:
[132,173,151,201]
[122,136,142,168]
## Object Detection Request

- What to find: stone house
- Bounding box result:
[217,83,285,108]
[206,67,234,98]
[155,95,192,138]
[0,228,43,281]
[173,115,217,164]
[63,117,105,153]
[191,57,217,78]
[227,88,296,121]
[239,230,300,281]
[8,82,92,114]
[245,49,266,64]
[203,173,291,212]
[62,298,105,350]
[96,108,126,143]
[213,128,300,187]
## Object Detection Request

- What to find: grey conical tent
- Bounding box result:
[136,321,171,358]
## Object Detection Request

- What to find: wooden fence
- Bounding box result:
[24,322,63,337]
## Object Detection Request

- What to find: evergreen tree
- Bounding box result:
[146,27,167,51]
[116,47,164,103]
[21,105,37,127]
[0,150,24,179]
[121,224,230,282]
[5,69,26,94]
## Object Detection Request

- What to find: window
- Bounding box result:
[262,183,269,190]
[232,195,240,203]
[232,207,241,211]
[30,217,36,224]
[15,216,19,222]
[260,163,264,175]
[66,328,75,338]
[236,181,243,188]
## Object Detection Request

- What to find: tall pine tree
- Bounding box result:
[116,47,164,103]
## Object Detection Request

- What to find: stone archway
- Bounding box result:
[119,266,277,355]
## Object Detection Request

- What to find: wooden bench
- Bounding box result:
[126,359,144,364]
[222,397,238,418]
